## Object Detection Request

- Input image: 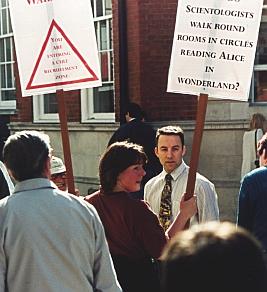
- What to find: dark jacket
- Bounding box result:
[108,119,161,184]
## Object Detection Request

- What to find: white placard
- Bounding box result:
[167,0,263,101]
[9,0,101,96]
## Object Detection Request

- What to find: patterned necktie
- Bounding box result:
[159,174,172,231]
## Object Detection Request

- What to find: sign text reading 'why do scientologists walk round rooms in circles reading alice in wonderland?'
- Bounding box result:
[167,0,263,101]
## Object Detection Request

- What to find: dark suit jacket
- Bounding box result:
[108,119,161,184]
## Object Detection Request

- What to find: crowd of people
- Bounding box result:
[0,105,266,291]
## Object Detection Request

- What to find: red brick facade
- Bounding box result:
[112,0,197,122]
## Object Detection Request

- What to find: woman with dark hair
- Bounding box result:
[85,141,196,292]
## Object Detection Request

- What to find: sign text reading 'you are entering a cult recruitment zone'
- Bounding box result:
[167,0,263,101]
[8,0,101,96]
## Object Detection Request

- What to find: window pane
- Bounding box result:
[0,1,16,103]
[6,37,11,61]
[105,0,112,15]
[255,23,267,65]
[109,18,113,49]
[1,65,6,87]
[6,63,12,87]
[7,9,11,33]
[96,0,103,17]
[254,71,267,102]
[2,9,7,34]
[44,93,58,113]
[0,39,4,62]
[2,89,15,101]
[93,85,114,113]
[110,51,114,81]
[100,20,107,50]
[1,0,6,7]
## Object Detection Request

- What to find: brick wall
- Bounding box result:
[113,0,197,122]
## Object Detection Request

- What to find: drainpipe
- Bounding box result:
[118,0,129,125]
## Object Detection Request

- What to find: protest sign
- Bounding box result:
[9,0,101,96]
[167,0,263,100]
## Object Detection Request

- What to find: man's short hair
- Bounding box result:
[156,125,184,146]
[160,221,267,292]
[99,141,147,193]
[125,102,143,120]
[3,130,52,182]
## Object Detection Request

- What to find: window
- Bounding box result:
[33,93,58,123]
[252,1,267,103]
[81,0,114,122]
[33,0,114,123]
[0,0,16,111]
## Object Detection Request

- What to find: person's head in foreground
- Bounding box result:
[160,221,267,292]
[50,156,67,191]
[3,130,52,182]
[99,141,147,193]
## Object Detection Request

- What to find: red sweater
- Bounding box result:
[84,190,167,260]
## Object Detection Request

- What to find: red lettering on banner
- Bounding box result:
[27,19,98,90]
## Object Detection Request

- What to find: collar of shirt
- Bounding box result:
[13,178,56,195]
[160,160,188,182]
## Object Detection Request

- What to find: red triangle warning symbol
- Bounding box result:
[26,19,99,90]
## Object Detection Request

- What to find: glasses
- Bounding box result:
[51,172,67,179]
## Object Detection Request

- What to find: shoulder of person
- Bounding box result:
[195,172,215,188]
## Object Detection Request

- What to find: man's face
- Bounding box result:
[51,172,68,191]
[155,134,185,173]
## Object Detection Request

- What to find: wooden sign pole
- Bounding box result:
[184,93,208,227]
[56,89,76,195]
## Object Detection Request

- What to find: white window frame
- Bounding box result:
[33,95,59,123]
[81,1,114,123]
[0,0,16,111]
[81,86,115,123]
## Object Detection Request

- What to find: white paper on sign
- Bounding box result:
[8,0,102,96]
[167,0,264,101]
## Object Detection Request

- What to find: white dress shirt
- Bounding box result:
[144,160,219,225]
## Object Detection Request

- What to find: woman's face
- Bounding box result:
[115,164,146,193]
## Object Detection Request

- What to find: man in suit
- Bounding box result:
[108,102,161,199]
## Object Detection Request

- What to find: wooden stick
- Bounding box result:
[184,93,208,228]
[56,89,76,195]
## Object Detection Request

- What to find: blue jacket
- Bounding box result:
[237,166,267,251]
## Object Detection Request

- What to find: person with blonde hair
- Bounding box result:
[241,113,266,179]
